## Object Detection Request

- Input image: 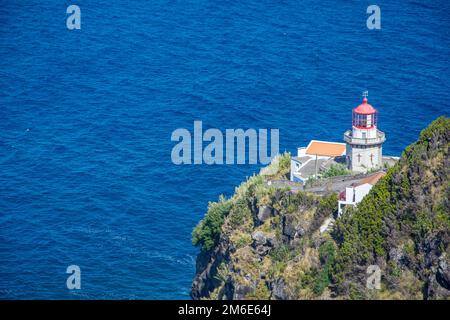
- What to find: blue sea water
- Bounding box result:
[0,1,449,299]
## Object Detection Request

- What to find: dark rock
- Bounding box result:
[233,283,255,300]
[252,231,273,256]
[218,278,234,300]
[388,247,403,266]
[270,278,288,300]
[257,206,273,224]
[191,235,231,300]
[282,215,296,242]
[250,197,258,216]
[296,225,306,238]
[252,231,266,247]
[436,255,450,290]
[255,245,270,256]
[266,234,277,248]
[282,215,304,243]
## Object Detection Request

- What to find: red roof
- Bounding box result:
[305,141,346,157]
[356,171,386,186]
[354,98,376,115]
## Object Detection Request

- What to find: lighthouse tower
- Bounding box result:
[344,94,385,172]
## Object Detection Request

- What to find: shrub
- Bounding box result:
[229,200,252,228]
[270,244,294,262]
[192,195,232,251]
[260,152,291,180]
[214,263,229,284]
[277,152,292,179]
[235,233,252,249]
[268,261,288,278]
[246,282,271,300]
[313,240,337,295]
[321,164,350,178]
[309,193,338,233]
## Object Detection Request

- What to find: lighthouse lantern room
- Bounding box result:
[344,94,386,173]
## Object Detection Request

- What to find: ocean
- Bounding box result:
[0,0,449,299]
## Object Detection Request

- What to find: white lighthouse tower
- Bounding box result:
[344,93,385,173]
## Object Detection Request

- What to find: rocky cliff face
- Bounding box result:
[191,117,450,300]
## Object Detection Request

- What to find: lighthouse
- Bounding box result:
[344,93,386,172]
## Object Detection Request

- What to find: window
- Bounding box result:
[361,115,367,127]
[354,113,375,128]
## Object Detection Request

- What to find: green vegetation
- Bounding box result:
[192,117,450,300]
[304,176,318,188]
[337,170,392,262]
[192,195,232,251]
[268,261,288,278]
[321,163,350,178]
[270,244,295,262]
[260,152,291,180]
[277,152,292,178]
[310,193,338,233]
[193,174,264,252]
[333,116,449,297]
[235,233,252,248]
[213,263,229,284]
[313,240,337,295]
[246,282,271,300]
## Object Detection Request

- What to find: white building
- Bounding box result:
[290,94,396,184]
[344,96,386,173]
[290,140,346,182]
[338,171,386,215]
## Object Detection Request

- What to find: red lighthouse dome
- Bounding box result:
[354,97,376,115]
[352,97,378,129]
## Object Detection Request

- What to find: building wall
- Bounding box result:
[348,144,382,172]
[345,187,355,203]
[352,127,377,139]
[338,183,374,215]
[343,183,372,204]
[354,183,372,202]
[290,159,301,181]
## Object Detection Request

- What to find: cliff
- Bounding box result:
[191,116,450,300]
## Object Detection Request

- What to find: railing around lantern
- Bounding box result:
[344,130,385,145]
